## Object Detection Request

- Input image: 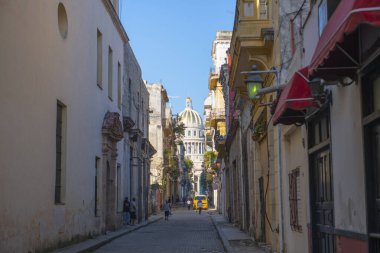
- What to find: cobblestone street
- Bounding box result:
[92,207,225,253]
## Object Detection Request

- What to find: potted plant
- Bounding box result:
[252,122,266,141]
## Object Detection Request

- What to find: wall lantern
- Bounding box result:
[245,65,264,99]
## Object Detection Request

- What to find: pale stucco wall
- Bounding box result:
[302,0,367,235]
[330,84,367,233]
[281,126,309,253]
[147,83,166,184]
[0,1,125,252]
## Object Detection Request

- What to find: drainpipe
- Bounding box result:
[238,111,245,229]
[278,124,285,253]
[275,71,285,253]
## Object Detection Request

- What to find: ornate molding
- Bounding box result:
[102,112,123,142]
[123,116,135,132]
[129,128,143,142]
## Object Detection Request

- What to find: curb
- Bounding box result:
[82,217,163,253]
[54,216,163,253]
[209,214,234,253]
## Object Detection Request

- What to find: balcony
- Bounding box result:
[209,72,219,90]
[209,108,226,128]
[214,130,226,153]
[229,1,274,92]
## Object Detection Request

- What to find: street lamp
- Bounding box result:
[245,65,264,99]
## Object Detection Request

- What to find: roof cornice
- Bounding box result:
[101,0,129,43]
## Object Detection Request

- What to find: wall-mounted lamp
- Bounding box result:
[245,65,264,99]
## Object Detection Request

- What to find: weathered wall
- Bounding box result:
[0,0,124,252]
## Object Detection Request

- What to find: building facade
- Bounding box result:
[204,31,232,209]
[0,0,127,252]
[0,1,154,251]
[179,97,205,194]
[123,44,152,223]
[218,1,380,253]
[146,82,169,211]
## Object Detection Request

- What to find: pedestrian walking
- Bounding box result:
[130,197,137,225]
[123,197,130,225]
[163,201,171,221]
[197,199,202,215]
[187,199,191,210]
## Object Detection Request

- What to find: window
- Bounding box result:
[243,2,254,17]
[55,101,66,204]
[142,101,144,130]
[108,46,113,100]
[117,62,121,109]
[319,0,342,35]
[117,163,122,212]
[318,0,328,35]
[97,29,102,88]
[362,59,380,251]
[289,168,302,231]
[188,131,191,136]
[194,131,196,137]
[128,79,132,115]
[58,3,68,39]
[95,156,100,216]
[362,62,380,117]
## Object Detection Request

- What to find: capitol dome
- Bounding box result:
[179,97,203,127]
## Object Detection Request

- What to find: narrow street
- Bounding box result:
[92,207,225,253]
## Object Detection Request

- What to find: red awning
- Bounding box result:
[273,67,315,126]
[309,0,380,78]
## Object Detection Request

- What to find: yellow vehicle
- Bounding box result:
[193,195,208,210]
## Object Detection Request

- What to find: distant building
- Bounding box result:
[179,97,205,194]
[204,31,231,209]
[146,82,169,211]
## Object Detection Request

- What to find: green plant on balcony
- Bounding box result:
[252,122,266,141]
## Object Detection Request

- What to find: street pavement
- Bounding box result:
[52,206,265,253]
[92,207,225,253]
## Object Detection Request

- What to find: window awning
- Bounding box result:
[309,0,380,80]
[273,67,316,126]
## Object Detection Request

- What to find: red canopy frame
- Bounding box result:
[309,0,380,77]
[273,67,317,126]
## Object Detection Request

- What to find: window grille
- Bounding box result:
[289,167,302,231]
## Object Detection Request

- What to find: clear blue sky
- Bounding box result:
[120,0,235,115]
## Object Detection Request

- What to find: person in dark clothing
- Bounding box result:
[123,197,130,225]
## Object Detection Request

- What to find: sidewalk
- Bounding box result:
[51,214,163,253]
[210,212,266,253]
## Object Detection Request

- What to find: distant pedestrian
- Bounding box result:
[123,197,130,225]
[163,201,171,221]
[130,197,137,225]
[197,200,202,214]
[187,199,191,210]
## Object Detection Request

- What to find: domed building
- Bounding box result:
[179,97,205,194]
